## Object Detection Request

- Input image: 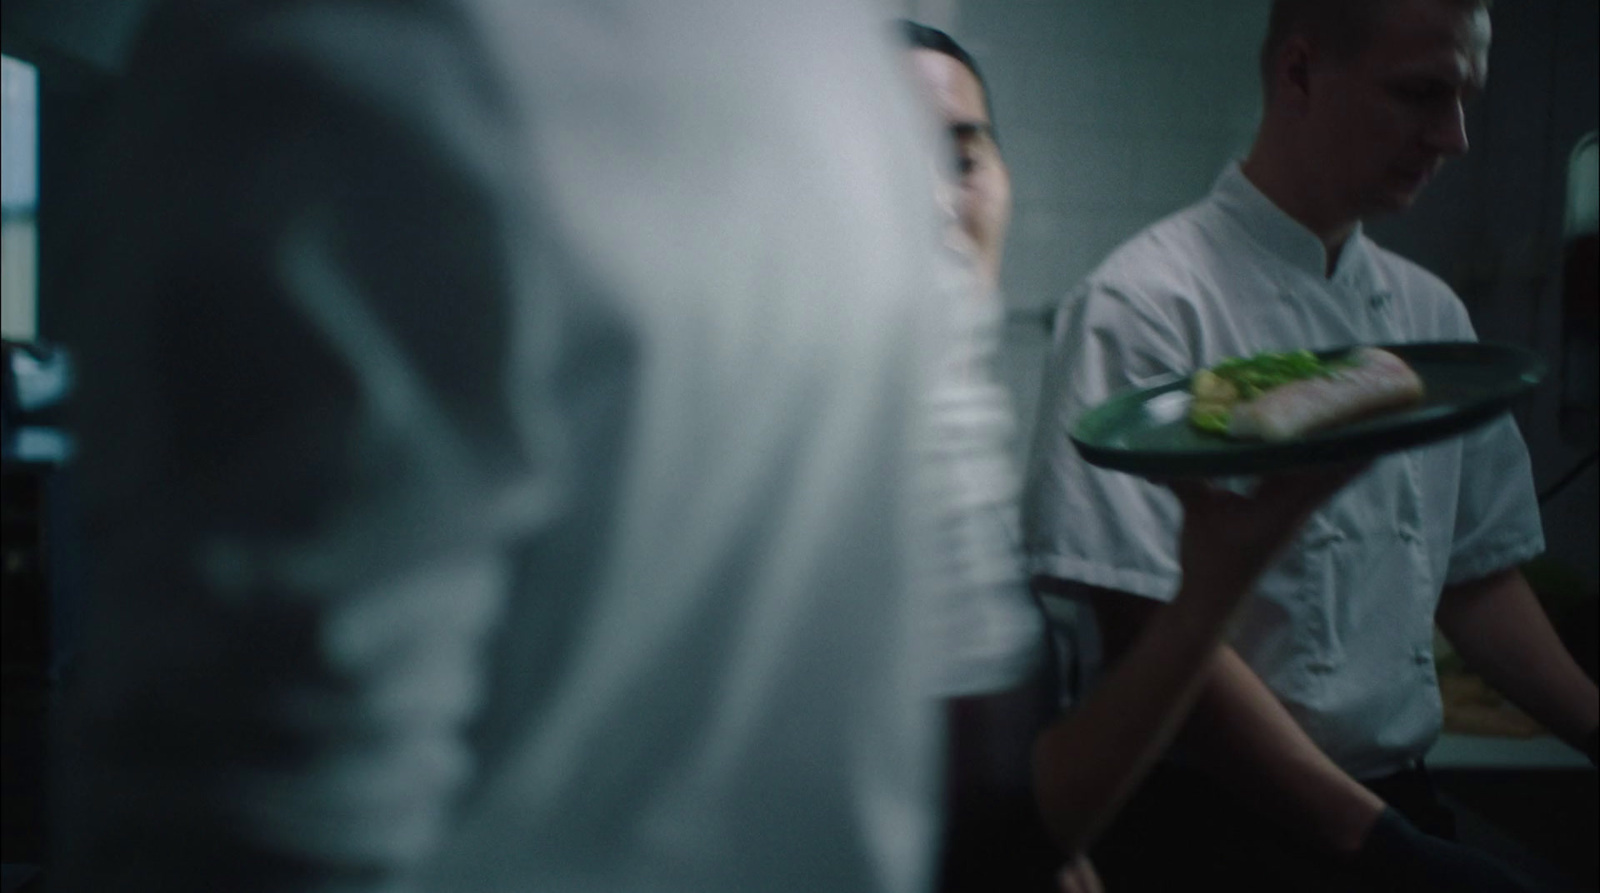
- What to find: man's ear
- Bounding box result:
[1275,35,1315,112]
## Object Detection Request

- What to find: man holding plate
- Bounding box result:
[1024,0,1599,890]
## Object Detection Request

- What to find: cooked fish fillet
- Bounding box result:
[1228,348,1424,441]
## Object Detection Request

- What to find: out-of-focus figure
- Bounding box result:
[897,20,1058,893]
[901,21,1013,300]
[51,2,987,891]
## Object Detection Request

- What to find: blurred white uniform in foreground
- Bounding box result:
[52,2,1017,891]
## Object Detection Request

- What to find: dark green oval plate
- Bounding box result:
[1069,342,1547,478]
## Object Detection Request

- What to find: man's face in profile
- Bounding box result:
[1305,0,1491,219]
[909,48,1012,293]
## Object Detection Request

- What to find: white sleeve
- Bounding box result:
[53,5,561,891]
[1021,281,1192,603]
[1445,415,1545,584]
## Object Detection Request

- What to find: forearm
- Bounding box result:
[1437,569,1600,750]
[1031,588,1240,856]
[1030,464,1372,858]
[1174,647,1384,854]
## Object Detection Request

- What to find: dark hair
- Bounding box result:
[898,20,996,129]
[1258,0,1491,95]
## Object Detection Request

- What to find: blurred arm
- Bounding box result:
[1071,595,1383,855]
[1031,578,1240,855]
[1032,469,1376,857]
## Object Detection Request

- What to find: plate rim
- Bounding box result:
[1067,340,1547,478]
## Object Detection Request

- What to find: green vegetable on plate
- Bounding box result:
[1189,349,1351,435]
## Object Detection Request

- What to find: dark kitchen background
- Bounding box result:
[2,1,1594,890]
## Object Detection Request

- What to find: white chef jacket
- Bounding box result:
[1023,163,1545,779]
[922,289,1047,698]
[50,2,1017,891]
